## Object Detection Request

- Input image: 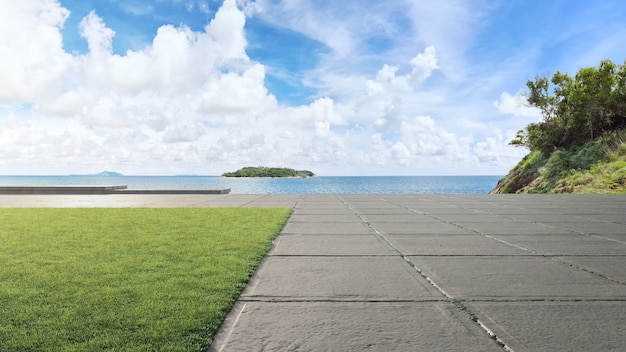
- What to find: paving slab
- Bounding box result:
[481,207,608,216]
[467,301,626,352]
[0,194,266,207]
[270,234,396,256]
[595,233,626,243]
[556,256,626,283]
[456,221,576,235]
[358,214,442,223]
[386,234,530,255]
[583,214,626,223]
[502,214,609,223]
[285,214,363,223]
[294,194,340,202]
[295,201,349,209]
[209,302,503,352]
[540,221,626,235]
[291,207,356,215]
[407,256,626,299]
[372,221,476,235]
[408,207,489,215]
[430,214,511,223]
[347,207,420,215]
[344,202,404,209]
[493,234,626,255]
[280,221,376,235]
[241,256,440,301]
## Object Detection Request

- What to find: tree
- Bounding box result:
[511,59,626,154]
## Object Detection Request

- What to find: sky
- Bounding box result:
[1,0,625,176]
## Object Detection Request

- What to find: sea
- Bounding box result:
[0,175,502,194]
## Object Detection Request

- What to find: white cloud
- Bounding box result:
[398,115,469,159]
[365,46,439,95]
[119,4,155,16]
[198,64,277,114]
[407,0,486,80]
[0,0,535,176]
[391,142,411,165]
[0,0,71,103]
[409,46,439,83]
[473,129,528,165]
[0,0,280,173]
[162,122,205,143]
[80,11,115,55]
[493,91,542,119]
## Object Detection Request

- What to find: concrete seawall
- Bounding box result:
[0,186,230,195]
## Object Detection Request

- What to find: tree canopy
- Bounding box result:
[222,167,315,178]
[511,59,626,154]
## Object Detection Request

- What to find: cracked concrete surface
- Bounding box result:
[2,194,624,351]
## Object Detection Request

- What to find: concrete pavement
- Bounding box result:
[1,194,625,351]
[0,194,299,208]
[210,194,626,352]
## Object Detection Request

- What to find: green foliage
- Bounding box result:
[494,129,626,193]
[499,58,626,193]
[511,59,626,153]
[223,166,315,178]
[0,208,291,351]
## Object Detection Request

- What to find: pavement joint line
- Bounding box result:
[381,197,626,286]
[590,235,626,245]
[263,253,626,258]
[237,194,271,208]
[337,197,454,302]
[366,195,517,352]
[336,195,514,351]
[456,298,626,303]
[217,303,247,352]
[237,296,626,303]
[476,319,512,351]
[552,258,626,286]
[237,298,450,303]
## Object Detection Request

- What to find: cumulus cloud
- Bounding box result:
[407,0,484,80]
[398,115,470,159]
[0,0,278,172]
[409,46,439,83]
[494,91,542,119]
[198,64,276,114]
[366,46,438,95]
[0,0,71,103]
[0,0,527,176]
[473,130,528,165]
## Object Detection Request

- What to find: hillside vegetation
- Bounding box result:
[493,59,626,194]
[491,129,626,193]
[222,166,315,178]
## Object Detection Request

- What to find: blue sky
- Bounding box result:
[1,0,625,175]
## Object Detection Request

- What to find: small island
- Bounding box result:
[222,167,315,178]
[69,171,124,177]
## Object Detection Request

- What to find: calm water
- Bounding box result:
[0,176,502,194]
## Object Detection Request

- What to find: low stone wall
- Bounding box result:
[0,186,230,195]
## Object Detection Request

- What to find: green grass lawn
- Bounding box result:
[0,208,291,351]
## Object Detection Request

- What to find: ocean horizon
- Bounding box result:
[0,175,503,194]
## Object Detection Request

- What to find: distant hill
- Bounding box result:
[70,171,124,177]
[222,167,315,178]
